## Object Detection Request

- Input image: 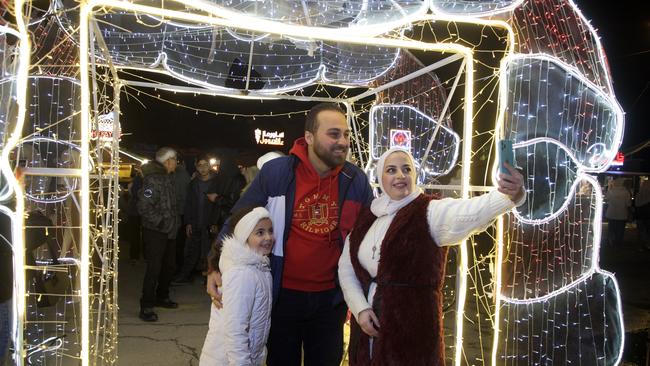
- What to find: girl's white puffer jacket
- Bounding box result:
[199,236,272,366]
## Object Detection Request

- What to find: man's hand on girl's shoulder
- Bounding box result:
[206,271,223,308]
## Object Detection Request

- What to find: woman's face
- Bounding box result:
[246,218,274,256]
[381,151,415,201]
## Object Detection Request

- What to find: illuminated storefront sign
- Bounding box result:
[91,112,120,142]
[612,151,624,166]
[389,128,412,151]
[254,128,284,146]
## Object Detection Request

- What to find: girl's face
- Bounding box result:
[247,218,274,256]
[381,151,415,201]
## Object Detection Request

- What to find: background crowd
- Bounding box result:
[122,145,283,322]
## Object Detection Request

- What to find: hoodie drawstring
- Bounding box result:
[328,175,334,247]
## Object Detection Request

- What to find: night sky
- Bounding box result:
[119,2,650,162]
[576,1,650,153]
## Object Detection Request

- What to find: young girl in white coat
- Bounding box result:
[199,206,274,366]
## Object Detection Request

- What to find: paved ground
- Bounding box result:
[116,259,210,366]
[600,235,650,334]
[599,224,650,366]
[116,224,650,365]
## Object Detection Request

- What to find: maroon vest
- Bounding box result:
[348,194,448,366]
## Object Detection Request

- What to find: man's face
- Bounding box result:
[196,160,211,177]
[306,110,350,169]
[164,158,177,174]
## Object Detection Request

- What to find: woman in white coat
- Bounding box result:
[338,148,525,365]
[199,206,274,366]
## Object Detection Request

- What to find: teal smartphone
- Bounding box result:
[499,139,515,175]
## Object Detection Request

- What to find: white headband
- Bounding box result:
[375,147,416,193]
[234,207,271,244]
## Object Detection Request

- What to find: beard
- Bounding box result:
[313,140,348,169]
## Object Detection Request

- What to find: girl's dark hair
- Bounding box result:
[207,205,264,273]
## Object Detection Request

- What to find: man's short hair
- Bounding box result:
[195,153,211,164]
[155,147,177,164]
[305,103,345,134]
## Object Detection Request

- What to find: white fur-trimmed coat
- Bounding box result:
[199,235,272,366]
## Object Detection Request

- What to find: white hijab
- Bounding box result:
[370,148,423,217]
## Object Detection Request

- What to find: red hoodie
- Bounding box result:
[282,138,342,291]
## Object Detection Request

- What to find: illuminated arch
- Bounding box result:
[2,0,625,365]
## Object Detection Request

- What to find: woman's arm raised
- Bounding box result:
[428,165,525,246]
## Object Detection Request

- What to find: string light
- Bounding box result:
[431,0,526,16]
[1,6,30,366]
[122,84,314,119]
[80,4,477,364]
[367,104,461,184]
[491,1,625,364]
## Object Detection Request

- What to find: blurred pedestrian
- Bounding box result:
[240,165,259,194]
[605,178,631,247]
[137,147,181,322]
[174,155,191,272]
[175,154,217,283]
[126,167,143,263]
[635,179,650,250]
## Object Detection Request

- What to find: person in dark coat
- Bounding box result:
[175,154,217,283]
[635,179,650,250]
[173,158,191,272]
[137,147,181,322]
[125,168,143,262]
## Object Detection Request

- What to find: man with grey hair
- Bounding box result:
[137,146,181,321]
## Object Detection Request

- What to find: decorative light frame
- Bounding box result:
[0,0,617,365]
[78,2,488,365]
[0,3,31,365]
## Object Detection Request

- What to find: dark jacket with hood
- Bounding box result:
[137,161,179,239]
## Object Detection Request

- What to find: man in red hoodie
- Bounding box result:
[209,103,374,366]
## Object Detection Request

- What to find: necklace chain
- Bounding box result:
[371,221,381,260]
